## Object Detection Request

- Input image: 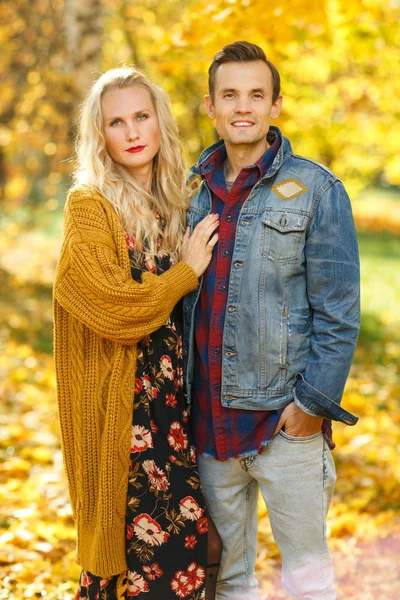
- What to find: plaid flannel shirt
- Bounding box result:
[192,132,284,460]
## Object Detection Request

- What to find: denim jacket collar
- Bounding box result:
[190,126,293,183]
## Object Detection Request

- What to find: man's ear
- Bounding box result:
[271,96,283,119]
[204,94,215,118]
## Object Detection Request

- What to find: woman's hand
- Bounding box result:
[180,214,219,278]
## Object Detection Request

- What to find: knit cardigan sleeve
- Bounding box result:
[54,186,199,344]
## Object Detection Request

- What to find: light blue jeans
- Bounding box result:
[197,431,337,600]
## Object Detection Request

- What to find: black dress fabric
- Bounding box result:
[76,233,207,600]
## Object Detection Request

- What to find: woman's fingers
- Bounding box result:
[191,214,219,241]
[181,214,219,277]
[195,216,219,247]
[207,233,219,248]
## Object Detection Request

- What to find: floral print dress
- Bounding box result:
[76,230,207,600]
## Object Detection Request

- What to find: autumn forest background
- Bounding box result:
[1,0,400,598]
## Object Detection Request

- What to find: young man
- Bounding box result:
[183,41,360,600]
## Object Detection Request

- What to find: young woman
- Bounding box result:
[53,67,221,600]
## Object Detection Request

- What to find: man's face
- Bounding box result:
[205,61,282,152]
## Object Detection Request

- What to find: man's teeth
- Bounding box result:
[232,121,253,126]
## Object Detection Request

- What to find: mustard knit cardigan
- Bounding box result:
[53,185,199,578]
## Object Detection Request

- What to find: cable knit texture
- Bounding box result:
[53,185,199,578]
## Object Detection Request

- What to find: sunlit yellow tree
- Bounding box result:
[1,0,399,205]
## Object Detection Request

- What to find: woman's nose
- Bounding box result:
[126,123,139,141]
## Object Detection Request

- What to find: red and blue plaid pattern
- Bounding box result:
[192,132,283,460]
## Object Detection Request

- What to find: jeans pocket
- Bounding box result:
[278,430,323,443]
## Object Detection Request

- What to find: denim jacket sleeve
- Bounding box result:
[293,179,360,425]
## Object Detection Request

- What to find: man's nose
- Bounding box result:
[235,96,252,112]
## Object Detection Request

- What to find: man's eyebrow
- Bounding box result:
[251,87,267,94]
[218,87,267,95]
[218,88,237,95]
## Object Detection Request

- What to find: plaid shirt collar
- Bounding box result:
[199,130,281,201]
[193,125,286,179]
[200,129,280,181]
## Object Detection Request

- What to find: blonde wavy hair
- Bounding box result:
[73,66,188,260]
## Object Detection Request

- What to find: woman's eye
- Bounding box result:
[110,119,121,126]
[137,114,149,121]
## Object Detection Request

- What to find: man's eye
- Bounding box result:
[253,94,264,99]
[224,93,235,99]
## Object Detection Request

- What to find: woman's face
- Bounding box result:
[101,85,160,186]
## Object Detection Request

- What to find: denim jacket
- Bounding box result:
[183,127,360,425]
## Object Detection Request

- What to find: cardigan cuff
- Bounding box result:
[157,261,199,304]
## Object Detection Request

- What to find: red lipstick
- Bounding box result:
[126,146,145,153]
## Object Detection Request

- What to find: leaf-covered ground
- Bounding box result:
[1,200,399,599]
[258,527,400,599]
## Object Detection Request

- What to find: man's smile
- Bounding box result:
[231,120,255,127]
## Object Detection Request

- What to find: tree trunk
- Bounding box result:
[64,0,103,98]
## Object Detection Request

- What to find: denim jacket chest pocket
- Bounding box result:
[261,209,309,264]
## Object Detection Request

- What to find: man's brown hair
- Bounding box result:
[208,41,281,103]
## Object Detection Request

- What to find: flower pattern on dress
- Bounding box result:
[167,421,189,452]
[196,517,208,535]
[166,393,177,408]
[142,563,163,581]
[160,355,175,379]
[133,514,170,546]
[142,460,170,491]
[184,535,198,550]
[131,425,153,453]
[126,571,149,597]
[179,497,204,522]
[170,562,205,598]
